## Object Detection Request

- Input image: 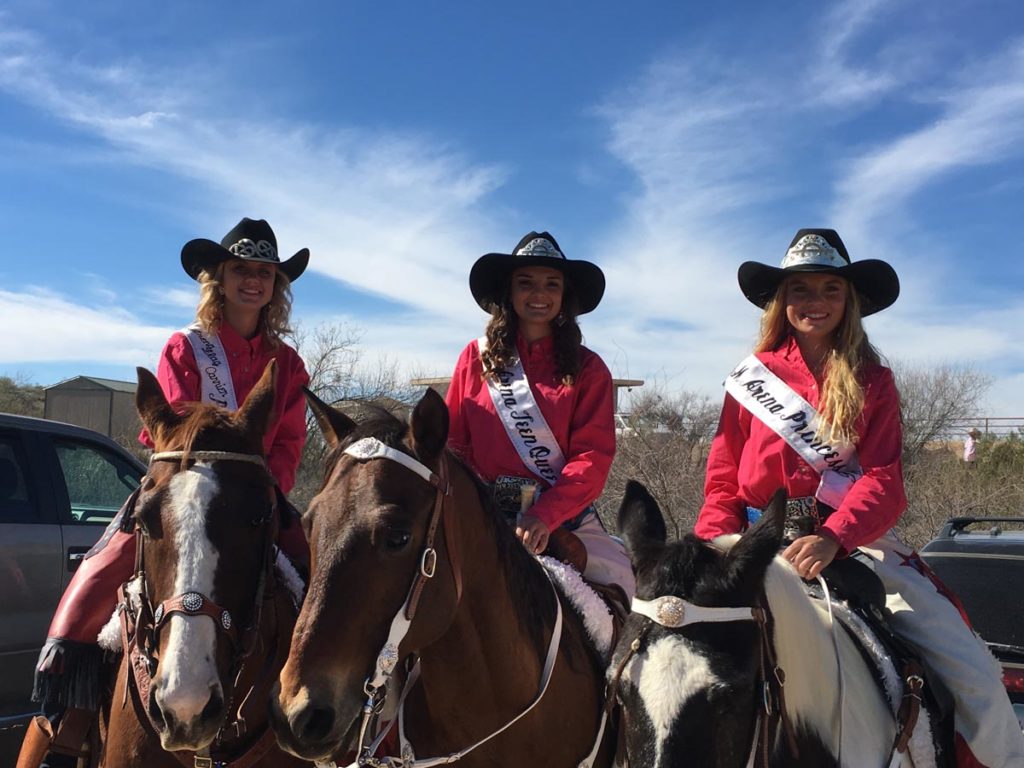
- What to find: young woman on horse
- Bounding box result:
[444,231,635,605]
[694,228,1024,767]
[23,218,311,768]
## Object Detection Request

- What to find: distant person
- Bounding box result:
[444,231,635,606]
[963,427,981,464]
[695,228,1024,767]
[22,218,311,768]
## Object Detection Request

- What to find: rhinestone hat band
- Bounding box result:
[780,234,846,270]
[515,237,565,260]
[228,238,278,261]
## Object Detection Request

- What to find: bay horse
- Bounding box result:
[101,362,309,767]
[611,480,946,768]
[269,389,614,767]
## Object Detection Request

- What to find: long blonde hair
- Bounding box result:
[755,278,881,444]
[194,263,294,347]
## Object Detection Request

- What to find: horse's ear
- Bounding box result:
[135,367,182,442]
[236,360,278,436]
[409,388,449,464]
[618,480,667,565]
[304,387,356,449]
[724,488,786,595]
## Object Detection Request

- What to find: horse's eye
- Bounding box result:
[385,528,412,551]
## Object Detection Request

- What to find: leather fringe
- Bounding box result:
[31,638,105,711]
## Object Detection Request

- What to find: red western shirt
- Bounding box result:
[696,336,906,552]
[445,335,616,530]
[140,324,310,494]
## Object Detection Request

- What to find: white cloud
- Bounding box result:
[0,289,170,364]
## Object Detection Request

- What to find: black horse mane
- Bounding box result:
[320,408,557,659]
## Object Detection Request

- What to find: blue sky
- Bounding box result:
[2,0,1024,415]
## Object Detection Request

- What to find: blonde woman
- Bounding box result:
[23,218,310,768]
[696,228,1022,767]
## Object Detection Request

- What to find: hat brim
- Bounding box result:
[181,238,310,283]
[469,253,606,315]
[737,259,899,316]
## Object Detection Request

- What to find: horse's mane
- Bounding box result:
[321,409,556,658]
[709,535,853,741]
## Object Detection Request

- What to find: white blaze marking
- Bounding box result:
[156,463,221,724]
[622,634,719,767]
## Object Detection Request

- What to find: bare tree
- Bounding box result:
[599,386,719,539]
[288,321,420,509]
[893,362,991,464]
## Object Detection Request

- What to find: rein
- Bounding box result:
[330,437,566,768]
[118,449,280,768]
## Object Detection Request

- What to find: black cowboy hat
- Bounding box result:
[469,231,606,315]
[180,217,310,283]
[738,228,899,316]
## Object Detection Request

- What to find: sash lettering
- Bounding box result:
[725,354,862,508]
[183,325,239,412]
[479,337,566,485]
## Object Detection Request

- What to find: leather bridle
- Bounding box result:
[602,592,799,768]
[119,449,280,768]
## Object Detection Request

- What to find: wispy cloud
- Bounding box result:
[832,41,1024,241]
[0,288,170,363]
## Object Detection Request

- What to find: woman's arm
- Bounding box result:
[444,342,477,468]
[695,393,750,539]
[527,354,616,531]
[266,347,309,495]
[139,333,200,448]
[820,367,906,550]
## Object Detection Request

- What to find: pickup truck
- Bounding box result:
[920,516,1024,731]
[0,413,145,757]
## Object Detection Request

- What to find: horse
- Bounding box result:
[100,361,309,767]
[269,388,615,767]
[610,480,948,768]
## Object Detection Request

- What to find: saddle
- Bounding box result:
[811,553,955,757]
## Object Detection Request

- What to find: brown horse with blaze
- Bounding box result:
[101,361,309,767]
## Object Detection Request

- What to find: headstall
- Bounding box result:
[328,437,566,768]
[119,449,279,768]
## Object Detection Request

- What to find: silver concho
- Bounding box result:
[344,437,384,461]
[781,234,845,269]
[255,239,277,259]
[377,643,399,675]
[182,592,204,613]
[229,238,258,258]
[655,596,686,627]
[515,237,564,260]
[221,610,232,630]
[154,604,165,624]
[401,743,415,764]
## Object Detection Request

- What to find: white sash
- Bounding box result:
[182,324,238,411]
[478,337,566,485]
[724,354,862,508]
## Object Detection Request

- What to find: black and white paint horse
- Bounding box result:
[611,481,937,768]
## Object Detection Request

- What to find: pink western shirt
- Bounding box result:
[445,335,616,530]
[140,324,310,494]
[696,336,906,552]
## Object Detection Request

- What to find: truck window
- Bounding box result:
[0,435,39,523]
[52,438,141,525]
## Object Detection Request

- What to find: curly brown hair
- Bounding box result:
[480,282,583,386]
[194,263,294,348]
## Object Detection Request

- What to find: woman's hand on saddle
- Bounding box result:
[782,534,840,581]
[516,515,551,555]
